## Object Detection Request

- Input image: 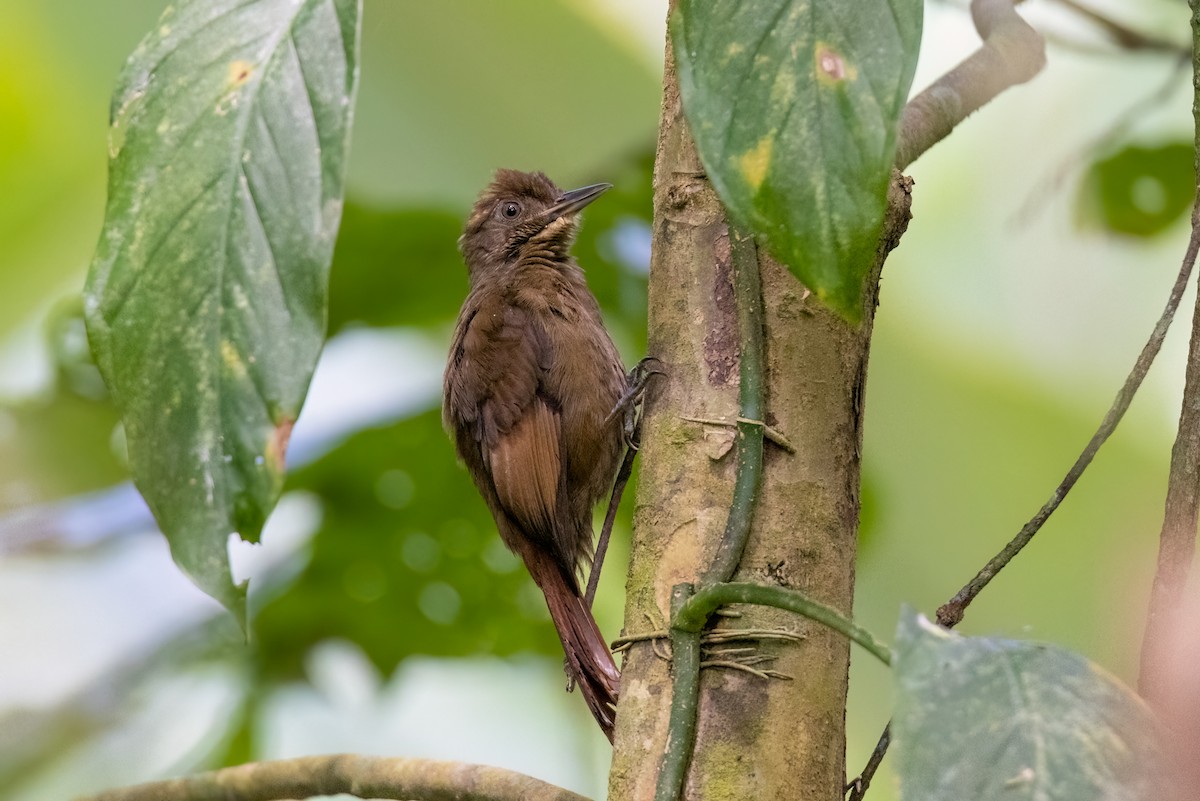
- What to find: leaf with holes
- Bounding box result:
[672,0,922,321]
[84,0,361,625]
[892,610,1165,801]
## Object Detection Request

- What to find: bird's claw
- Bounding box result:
[605,356,666,448]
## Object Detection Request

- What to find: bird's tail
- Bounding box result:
[522,544,620,741]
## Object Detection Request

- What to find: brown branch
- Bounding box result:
[1141,225,1200,705]
[1138,0,1200,708]
[844,724,889,801]
[1051,0,1187,56]
[74,755,591,801]
[896,0,1046,170]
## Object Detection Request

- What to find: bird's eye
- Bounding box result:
[501,201,521,219]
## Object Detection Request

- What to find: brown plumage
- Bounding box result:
[443,169,625,740]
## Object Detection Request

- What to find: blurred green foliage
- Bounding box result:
[1079,142,1194,238]
[255,409,559,680]
[0,1,1193,800]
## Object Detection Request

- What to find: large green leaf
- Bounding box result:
[892,610,1164,801]
[672,0,922,320]
[84,0,362,624]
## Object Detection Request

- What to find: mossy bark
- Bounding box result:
[607,12,911,799]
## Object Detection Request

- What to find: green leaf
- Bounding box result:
[327,205,467,334]
[1078,142,1194,238]
[83,0,362,625]
[892,610,1165,801]
[671,0,922,320]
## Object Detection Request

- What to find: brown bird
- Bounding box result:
[443,169,626,740]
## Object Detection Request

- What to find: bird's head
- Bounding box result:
[459,169,610,274]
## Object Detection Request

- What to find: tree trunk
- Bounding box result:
[607,11,902,799]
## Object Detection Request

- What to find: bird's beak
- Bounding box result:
[546,182,612,219]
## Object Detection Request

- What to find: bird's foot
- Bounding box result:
[605,356,665,449]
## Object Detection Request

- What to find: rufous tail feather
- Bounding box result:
[522,544,619,741]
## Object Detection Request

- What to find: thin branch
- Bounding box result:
[844,724,890,801]
[75,755,591,801]
[1138,0,1200,706]
[674,582,893,667]
[1050,0,1188,55]
[654,584,702,801]
[937,226,1200,628]
[679,416,795,453]
[701,224,766,585]
[896,0,1046,170]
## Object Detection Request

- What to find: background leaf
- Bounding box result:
[83,0,362,623]
[1078,142,1194,238]
[671,0,922,319]
[253,409,562,679]
[892,610,1165,801]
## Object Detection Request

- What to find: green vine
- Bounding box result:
[677,582,893,666]
[700,225,766,586]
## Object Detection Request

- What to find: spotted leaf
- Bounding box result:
[672,0,921,320]
[84,0,361,625]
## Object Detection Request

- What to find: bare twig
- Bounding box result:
[845,725,890,801]
[1051,0,1187,55]
[936,224,1199,628]
[896,0,1046,170]
[75,755,591,801]
[679,416,796,453]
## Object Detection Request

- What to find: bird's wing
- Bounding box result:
[446,298,562,547]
